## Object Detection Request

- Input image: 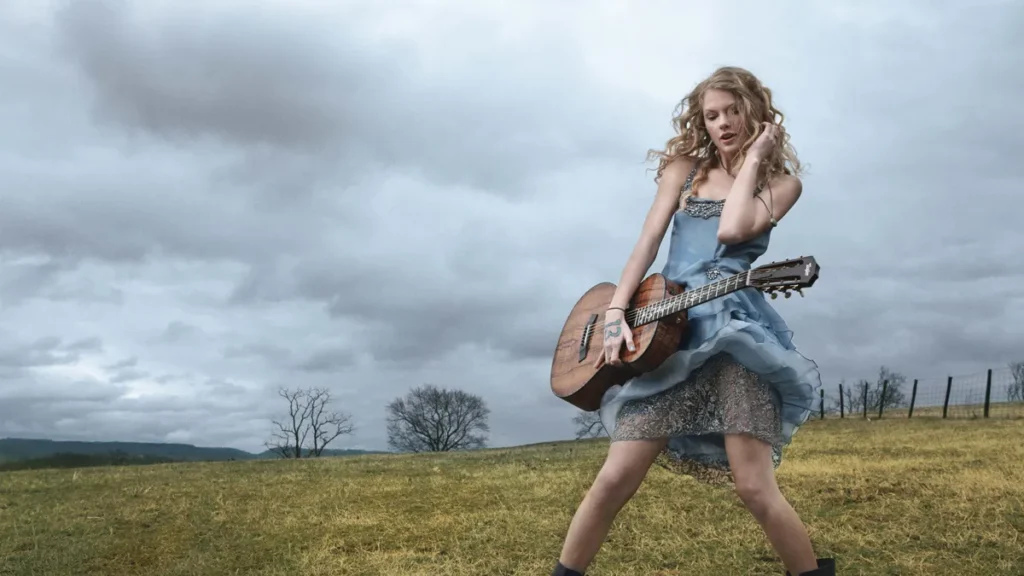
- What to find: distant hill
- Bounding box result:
[0,451,178,472]
[0,438,255,463]
[0,438,385,467]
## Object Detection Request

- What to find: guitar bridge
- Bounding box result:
[578,313,598,362]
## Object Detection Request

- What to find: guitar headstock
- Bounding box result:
[749,256,819,299]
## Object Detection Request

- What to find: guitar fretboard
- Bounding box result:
[632,270,751,326]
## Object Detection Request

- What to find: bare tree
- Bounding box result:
[266,387,355,458]
[573,410,607,439]
[385,385,489,452]
[842,366,907,414]
[1008,361,1024,402]
[876,365,908,408]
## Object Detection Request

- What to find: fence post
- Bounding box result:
[908,379,917,418]
[943,376,953,418]
[819,389,824,419]
[839,383,845,418]
[984,369,992,418]
[878,380,888,419]
[863,385,868,419]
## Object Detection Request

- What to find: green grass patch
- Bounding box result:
[1,418,1022,574]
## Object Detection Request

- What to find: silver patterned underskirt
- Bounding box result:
[611,353,783,485]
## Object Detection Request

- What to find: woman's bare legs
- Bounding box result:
[556,437,668,572]
[724,433,818,574]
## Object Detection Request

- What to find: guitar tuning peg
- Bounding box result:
[784,290,792,299]
[770,292,778,300]
[797,288,804,297]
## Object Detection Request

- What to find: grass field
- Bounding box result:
[2,418,1023,575]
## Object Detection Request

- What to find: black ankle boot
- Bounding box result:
[551,560,585,576]
[786,557,835,575]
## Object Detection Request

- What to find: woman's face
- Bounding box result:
[702,89,745,155]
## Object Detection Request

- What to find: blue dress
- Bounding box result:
[598,162,822,484]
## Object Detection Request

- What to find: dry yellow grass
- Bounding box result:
[2,417,1023,575]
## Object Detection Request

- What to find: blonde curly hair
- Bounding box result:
[647,66,802,200]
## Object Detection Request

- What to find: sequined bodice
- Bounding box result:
[681,197,725,220]
[661,164,771,286]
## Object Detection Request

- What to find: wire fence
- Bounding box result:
[813,364,1024,421]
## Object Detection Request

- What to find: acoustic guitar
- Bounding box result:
[549,256,820,411]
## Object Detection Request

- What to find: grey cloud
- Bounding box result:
[104,356,138,371]
[54,1,348,152]
[0,334,103,370]
[228,248,566,364]
[154,373,191,385]
[110,369,149,384]
[65,336,103,353]
[0,356,271,447]
[0,258,66,305]
[0,257,123,306]
[1,392,265,447]
[5,0,642,366]
[223,343,293,366]
[0,153,329,267]
[292,348,357,373]
[201,378,252,399]
[53,0,653,198]
[160,321,202,343]
[0,371,124,404]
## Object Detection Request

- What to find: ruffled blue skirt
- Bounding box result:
[598,278,822,484]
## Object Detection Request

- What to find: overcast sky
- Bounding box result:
[1,0,1021,453]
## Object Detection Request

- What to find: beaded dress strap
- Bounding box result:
[682,162,699,192]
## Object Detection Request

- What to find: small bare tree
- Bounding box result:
[1008,361,1024,402]
[842,366,907,414]
[266,387,355,458]
[573,410,607,439]
[385,385,489,452]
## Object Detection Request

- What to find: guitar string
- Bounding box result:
[582,271,751,337]
[576,254,812,341]
[580,272,807,338]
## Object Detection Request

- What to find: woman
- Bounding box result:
[551,67,833,575]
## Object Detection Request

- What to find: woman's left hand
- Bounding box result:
[748,122,779,162]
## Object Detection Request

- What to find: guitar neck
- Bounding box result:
[631,270,751,326]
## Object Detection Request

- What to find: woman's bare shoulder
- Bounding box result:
[659,155,701,182]
[767,171,803,200]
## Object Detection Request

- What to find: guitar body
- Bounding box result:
[549,255,820,413]
[549,273,689,412]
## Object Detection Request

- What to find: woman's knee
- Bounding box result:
[590,439,664,502]
[592,463,641,500]
[593,457,638,502]
[733,475,775,514]
[725,434,780,514]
